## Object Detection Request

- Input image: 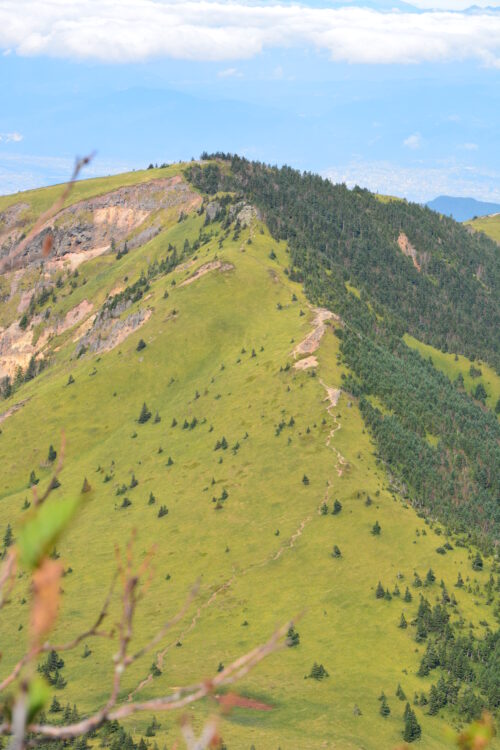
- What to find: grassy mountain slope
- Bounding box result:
[0,166,498,749]
[467,214,500,244]
[404,334,500,414]
[188,157,500,371]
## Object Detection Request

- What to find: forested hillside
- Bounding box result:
[186,156,500,548]
[188,156,500,370]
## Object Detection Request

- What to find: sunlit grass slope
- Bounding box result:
[404,334,500,413]
[0,174,497,750]
[467,214,500,244]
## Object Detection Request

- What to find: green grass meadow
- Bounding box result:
[0,172,497,749]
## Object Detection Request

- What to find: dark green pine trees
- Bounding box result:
[375,581,385,599]
[472,552,483,571]
[396,683,406,701]
[307,663,329,680]
[138,402,152,423]
[3,523,13,548]
[286,626,300,647]
[403,703,421,742]
[379,696,390,717]
[371,520,381,536]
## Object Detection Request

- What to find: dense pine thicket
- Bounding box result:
[187,157,500,546]
[411,591,500,721]
[187,156,500,371]
[341,332,500,542]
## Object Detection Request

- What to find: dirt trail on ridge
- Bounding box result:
[127,301,347,701]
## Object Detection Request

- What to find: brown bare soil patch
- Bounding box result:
[292,307,340,357]
[0,398,29,424]
[293,355,318,370]
[397,232,421,272]
[179,261,234,287]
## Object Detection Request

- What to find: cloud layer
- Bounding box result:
[324,160,500,203]
[1,1,500,66]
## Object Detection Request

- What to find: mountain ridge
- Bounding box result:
[426,195,500,222]
[0,159,499,750]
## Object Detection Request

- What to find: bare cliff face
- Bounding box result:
[0,175,203,380]
[0,176,202,270]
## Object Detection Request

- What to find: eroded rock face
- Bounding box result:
[229,202,261,227]
[0,176,202,270]
[205,201,221,222]
[0,299,95,380]
[397,232,421,272]
[75,308,151,356]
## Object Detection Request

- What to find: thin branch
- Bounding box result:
[0,549,17,611]
[17,621,290,743]
[0,572,117,693]
[180,716,218,750]
[126,581,199,667]
[32,432,66,508]
[0,154,94,274]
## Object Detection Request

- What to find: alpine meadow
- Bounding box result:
[0,152,498,750]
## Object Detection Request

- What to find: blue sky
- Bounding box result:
[1,0,500,201]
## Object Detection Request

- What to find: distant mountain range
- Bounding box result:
[426,195,500,222]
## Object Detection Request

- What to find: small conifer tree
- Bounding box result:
[402,704,421,742]
[375,581,385,599]
[3,524,13,548]
[396,684,406,701]
[371,520,381,536]
[472,552,483,571]
[425,568,436,585]
[138,403,151,424]
[286,626,300,647]
[379,698,391,717]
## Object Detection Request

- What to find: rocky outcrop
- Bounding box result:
[0,176,202,270]
[75,308,151,356]
[397,232,421,272]
[229,202,261,227]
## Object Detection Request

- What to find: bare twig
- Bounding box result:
[1,530,289,750]
[18,621,289,743]
[32,432,66,508]
[0,549,17,611]
[0,154,94,274]
[127,581,199,667]
[0,572,117,693]
[180,716,219,750]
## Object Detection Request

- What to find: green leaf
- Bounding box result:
[17,496,81,570]
[27,675,50,723]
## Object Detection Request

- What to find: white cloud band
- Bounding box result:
[1,1,500,66]
[324,160,500,203]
